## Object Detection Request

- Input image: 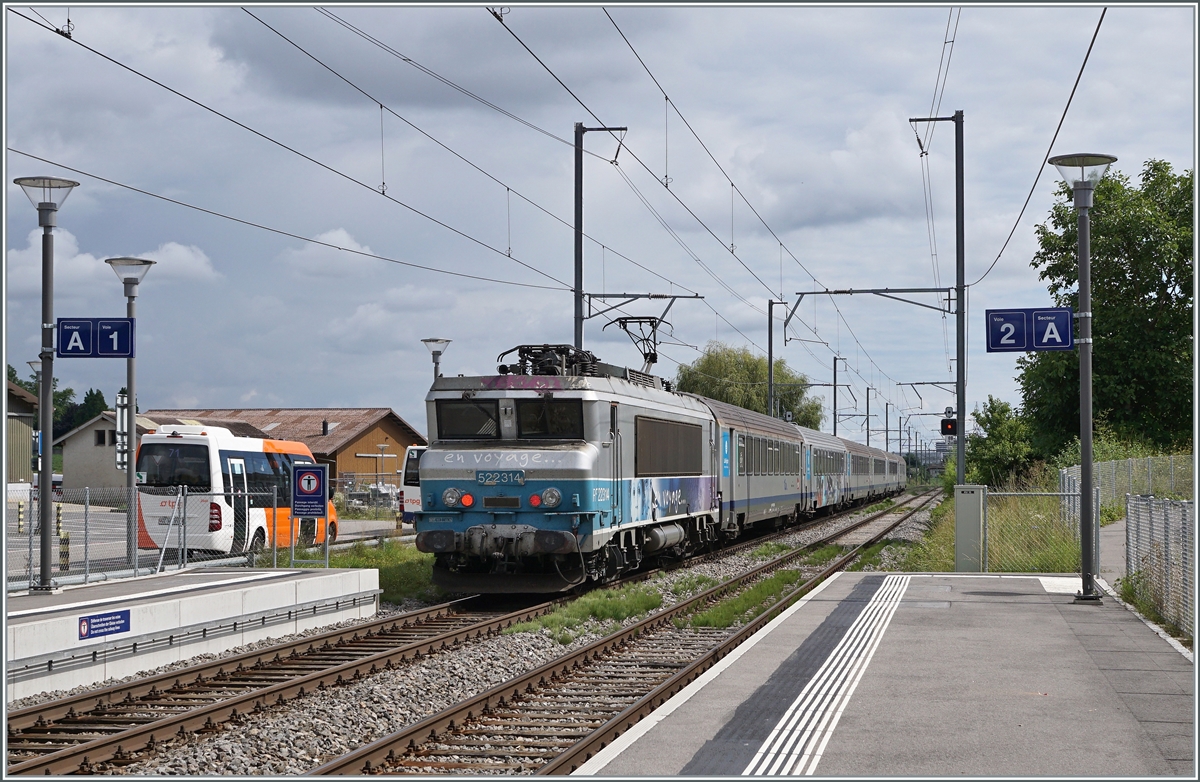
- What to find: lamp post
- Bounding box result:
[1048,152,1116,602]
[104,257,156,571]
[14,176,78,591]
[421,338,451,382]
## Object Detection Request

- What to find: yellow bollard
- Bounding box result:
[17,502,24,535]
[56,503,63,538]
[60,531,71,572]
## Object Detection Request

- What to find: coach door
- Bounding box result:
[227,457,249,553]
[610,403,622,525]
[735,433,748,528]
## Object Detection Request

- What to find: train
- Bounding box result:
[413,344,906,593]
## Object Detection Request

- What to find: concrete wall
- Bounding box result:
[60,418,125,491]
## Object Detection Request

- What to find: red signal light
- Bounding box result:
[529,493,542,508]
[460,493,475,508]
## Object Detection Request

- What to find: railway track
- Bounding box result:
[310,489,939,775]
[6,489,936,775]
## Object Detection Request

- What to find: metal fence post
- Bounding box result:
[1094,486,1101,582]
[83,487,90,584]
[1125,494,1132,581]
[272,485,278,569]
[1170,454,1175,495]
[182,487,189,569]
[27,491,35,588]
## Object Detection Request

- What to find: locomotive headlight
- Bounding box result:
[442,487,462,507]
[541,487,562,508]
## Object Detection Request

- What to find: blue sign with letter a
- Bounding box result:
[985,308,1073,352]
[57,318,135,358]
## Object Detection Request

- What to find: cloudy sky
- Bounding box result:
[4,4,1195,449]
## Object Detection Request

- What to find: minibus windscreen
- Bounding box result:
[136,444,212,490]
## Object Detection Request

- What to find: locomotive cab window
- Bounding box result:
[515,398,584,440]
[437,400,501,439]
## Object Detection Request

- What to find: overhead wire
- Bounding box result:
[7,148,567,291]
[7,6,570,289]
[243,7,696,295]
[603,7,918,415]
[970,6,1107,286]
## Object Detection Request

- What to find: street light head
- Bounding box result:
[421,338,451,356]
[104,257,156,284]
[13,176,79,209]
[1047,153,1117,190]
[26,360,41,377]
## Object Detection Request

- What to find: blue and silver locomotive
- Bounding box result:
[414,345,905,593]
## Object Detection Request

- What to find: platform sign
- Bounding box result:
[57,318,135,358]
[78,609,130,640]
[985,308,1073,352]
[291,464,328,517]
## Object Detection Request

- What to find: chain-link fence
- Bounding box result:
[1125,495,1194,638]
[333,473,402,521]
[6,486,333,591]
[983,490,1091,573]
[1061,455,1194,519]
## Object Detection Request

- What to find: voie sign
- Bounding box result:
[56,318,135,358]
[985,308,1074,353]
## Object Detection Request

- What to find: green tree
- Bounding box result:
[965,396,1033,487]
[8,363,76,436]
[675,341,824,428]
[1016,159,1193,458]
[76,388,108,424]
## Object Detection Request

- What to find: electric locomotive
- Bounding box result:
[413,344,905,593]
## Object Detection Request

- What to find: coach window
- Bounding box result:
[516,398,584,440]
[437,400,501,439]
[737,435,746,476]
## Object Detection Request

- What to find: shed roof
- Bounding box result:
[139,408,426,455]
[7,380,38,408]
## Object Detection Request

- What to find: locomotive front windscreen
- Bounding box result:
[516,399,584,439]
[437,400,501,439]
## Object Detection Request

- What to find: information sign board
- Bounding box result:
[57,318,135,358]
[985,308,1074,352]
[291,464,328,517]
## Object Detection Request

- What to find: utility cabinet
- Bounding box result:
[954,485,985,572]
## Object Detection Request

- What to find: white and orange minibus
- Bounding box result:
[135,425,337,556]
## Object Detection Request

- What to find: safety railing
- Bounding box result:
[6,486,332,592]
[1125,495,1194,638]
[1061,455,1194,518]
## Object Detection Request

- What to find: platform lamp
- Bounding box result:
[1047,152,1116,602]
[421,338,451,381]
[14,176,79,592]
[104,257,156,571]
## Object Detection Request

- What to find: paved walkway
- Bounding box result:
[578,571,1193,777]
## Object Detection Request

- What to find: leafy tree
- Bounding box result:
[1016,159,1192,458]
[76,388,108,425]
[8,363,76,436]
[675,341,824,428]
[965,396,1033,487]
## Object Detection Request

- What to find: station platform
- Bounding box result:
[578,571,1193,777]
[6,567,379,702]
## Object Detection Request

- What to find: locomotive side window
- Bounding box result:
[635,417,703,477]
[515,398,584,440]
[437,400,501,439]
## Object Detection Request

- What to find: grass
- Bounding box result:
[892,497,955,572]
[1100,503,1123,527]
[505,583,663,644]
[749,541,793,560]
[846,541,891,571]
[985,495,1079,573]
[273,540,438,603]
[1118,571,1192,649]
[667,572,721,598]
[682,569,805,629]
[800,544,846,568]
[862,498,896,514]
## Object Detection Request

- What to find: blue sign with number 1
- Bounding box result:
[57,318,135,358]
[986,308,1073,352]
